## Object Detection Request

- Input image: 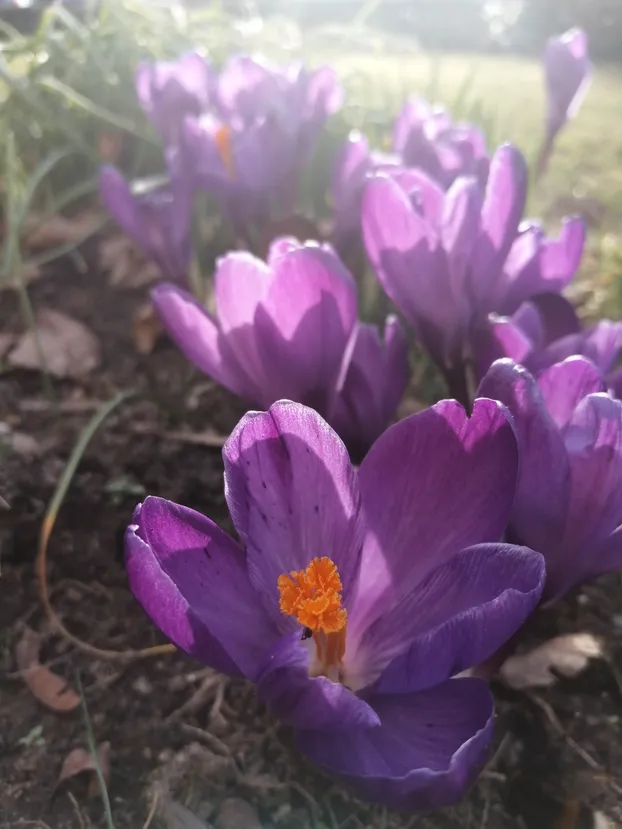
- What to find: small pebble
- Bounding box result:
[132,676,153,696]
[217,797,262,829]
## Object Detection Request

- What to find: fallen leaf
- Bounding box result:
[500,633,603,690]
[57,742,111,797]
[15,627,81,712]
[8,308,101,378]
[132,300,163,355]
[99,233,162,289]
[217,798,262,829]
[22,210,103,252]
[0,333,15,358]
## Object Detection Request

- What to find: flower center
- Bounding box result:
[214,124,235,178]
[277,557,347,681]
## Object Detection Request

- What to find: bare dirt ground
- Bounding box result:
[1,253,622,829]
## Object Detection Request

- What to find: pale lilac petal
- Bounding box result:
[214,252,272,395]
[125,497,277,679]
[541,216,585,290]
[442,177,482,300]
[563,393,622,550]
[350,543,544,695]
[217,55,281,122]
[331,131,371,243]
[349,399,518,636]
[222,402,363,630]
[256,632,379,730]
[537,357,605,431]
[545,28,591,138]
[393,98,433,155]
[362,174,458,363]
[331,316,409,454]
[471,312,536,381]
[471,145,528,305]
[529,293,580,343]
[254,245,358,412]
[477,359,571,556]
[151,283,253,400]
[296,678,494,811]
[389,168,445,227]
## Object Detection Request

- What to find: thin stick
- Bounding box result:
[141,790,159,829]
[36,389,175,662]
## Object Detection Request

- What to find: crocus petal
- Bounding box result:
[545,28,591,139]
[528,292,580,343]
[349,398,518,637]
[223,401,363,630]
[537,356,605,431]
[442,177,482,307]
[331,316,409,455]
[296,677,494,812]
[471,144,527,306]
[541,216,585,290]
[392,98,433,156]
[151,283,253,400]
[125,497,277,679]
[563,393,622,552]
[362,174,457,364]
[354,543,544,695]
[99,166,141,240]
[470,312,535,381]
[587,526,622,581]
[477,359,571,555]
[254,245,358,412]
[256,632,379,731]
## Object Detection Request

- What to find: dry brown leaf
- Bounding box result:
[132,300,163,355]
[217,798,262,829]
[99,233,162,289]
[8,308,101,378]
[58,742,111,796]
[500,633,603,690]
[16,627,81,712]
[23,210,103,252]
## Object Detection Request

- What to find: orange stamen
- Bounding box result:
[214,124,235,178]
[278,557,347,680]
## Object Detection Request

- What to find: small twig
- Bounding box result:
[141,789,159,829]
[66,791,86,829]
[531,693,622,797]
[179,723,231,757]
[165,673,223,723]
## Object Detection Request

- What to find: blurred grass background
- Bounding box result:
[2,0,622,314]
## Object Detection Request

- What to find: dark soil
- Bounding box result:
[1,253,622,829]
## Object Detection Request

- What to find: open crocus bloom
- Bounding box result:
[135,51,215,146]
[126,399,545,809]
[99,161,193,284]
[152,238,408,454]
[479,357,622,603]
[392,98,489,189]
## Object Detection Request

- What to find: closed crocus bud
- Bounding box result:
[151,240,360,428]
[126,399,544,811]
[99,161,193,284]
[331,315,410,458]
[479,357,622,603]
[538,28,591,176]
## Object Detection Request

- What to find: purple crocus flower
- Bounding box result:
[363,144,528,397]
[330,131,400,251]
[331,316,410,458]
[151,239,408,453]
[135,51,215,146]
[99,161,193,284]
[125,399,545,809]
[479,357,622,603]
[538,29,591,176]
[475,298,622,391]
[393,98,489,189]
